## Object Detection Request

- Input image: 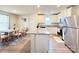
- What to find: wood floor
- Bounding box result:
[48,35,72,53]
[0,35,31,53]
[0,35,71,53]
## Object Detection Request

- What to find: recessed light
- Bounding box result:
[38,11,41,13]
[37,5,40,8]
[57,5,60,7]
[12,10,17,13]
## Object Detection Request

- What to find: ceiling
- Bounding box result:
[0,5,69,16]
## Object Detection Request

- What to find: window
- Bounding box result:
[0,14,9,32]
[44,17,52,25]
[44,17,52,33]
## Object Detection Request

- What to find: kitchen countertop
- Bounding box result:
[26,28,57,35]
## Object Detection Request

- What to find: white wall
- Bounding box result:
[51,15,59,23]
[37,15,45,23]
[17,16,30,29]
[37,15,59,23]
[26,14,59,30]
[17,14,38,30]
[29,14,37,30]
[9,15,19,29]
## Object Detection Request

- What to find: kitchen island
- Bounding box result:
[26,27,58,53]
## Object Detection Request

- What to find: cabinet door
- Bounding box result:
[31,35,36,53]
[35,35,49,53]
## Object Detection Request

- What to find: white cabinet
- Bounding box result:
[30,27,57,53]
[31,34,49,53]
[35,35,49,53]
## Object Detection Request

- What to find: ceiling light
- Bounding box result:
[12,10,17,13]
[38,11,41,13]
[57,5,60,7]
[37,5,40,8]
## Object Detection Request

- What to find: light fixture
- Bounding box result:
[57,5,60,7]
[38,11,41,13]
[37,5,40,8]
[12,10,17,13]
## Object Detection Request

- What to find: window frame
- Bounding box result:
[0,14,9,32]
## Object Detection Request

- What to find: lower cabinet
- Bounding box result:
[31,34,49,53]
